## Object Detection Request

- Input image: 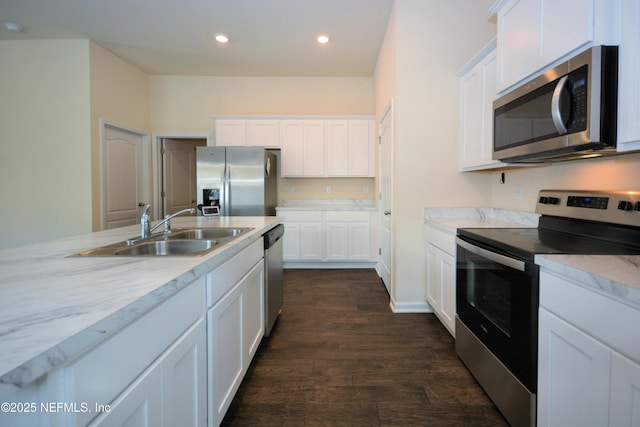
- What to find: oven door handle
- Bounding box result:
[456,237,526,272]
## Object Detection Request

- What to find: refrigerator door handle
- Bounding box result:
[223,165,231,216]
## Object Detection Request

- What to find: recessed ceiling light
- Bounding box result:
[4,22,24,33]
[316,35,330,44]
[215,34,229,43]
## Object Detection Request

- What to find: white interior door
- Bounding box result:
[378,102,394,294]
[162,138,204,216]
[103,125,146,229]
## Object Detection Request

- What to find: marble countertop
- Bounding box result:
[277,199,376,211]
[536,254,640,310]
[424,207,540,234]
[0,216,281,400]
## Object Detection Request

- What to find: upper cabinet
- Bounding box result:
[491,0,619,93]
[617,0,640,152]
[458,38,506,171]
[215,116,376,178]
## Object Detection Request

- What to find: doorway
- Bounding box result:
[378,101,394,296]
[159,137,206,217]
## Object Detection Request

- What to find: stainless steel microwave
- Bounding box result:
[493,45,618,163]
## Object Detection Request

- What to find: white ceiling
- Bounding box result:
[0,0,394,77]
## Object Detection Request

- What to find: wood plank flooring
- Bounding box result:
[222,269,508,426]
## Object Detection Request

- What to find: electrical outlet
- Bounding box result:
[288,186,294,193]
[326,186,332,194]
[516,185,523,200]
[363,186,369,193]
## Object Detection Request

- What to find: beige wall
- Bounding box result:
[149,76,374,134]
[89,43,151,230]
[374,0,497,309]
[0,40,92,250]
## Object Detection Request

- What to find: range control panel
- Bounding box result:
[536,190,640,227]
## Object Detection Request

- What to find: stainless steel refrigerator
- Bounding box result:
[196,147,278,216]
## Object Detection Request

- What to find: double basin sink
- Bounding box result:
[72,227,253,257]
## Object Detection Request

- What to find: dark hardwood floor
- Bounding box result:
[222,269,508,426]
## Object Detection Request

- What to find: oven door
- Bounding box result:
[456,236,539,392]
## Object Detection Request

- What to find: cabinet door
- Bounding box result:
[347,120,373,176]
[538,308,611,427]
[302,121,325,176]
[425,244,455,336]
[348,222,371,260]
[280,120,304,176]
[89,363,163,427]
[325,120,349,176]
[161,318,206,427]
[610,352,640,426]
[325,222,349,260]
[215,120,247,147]
[617,0,640,152]
[282,222,301,260]
[497,0,539,91]
[425,244,441,313]
[540,0,593,65]
[247,120,279,147]
[208,280,244,427]
[300,222,323,260]
[243,260,265,362]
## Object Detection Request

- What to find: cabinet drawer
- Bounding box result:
[279,211,323,222]
[425,225,456,255]
[206,239,263,307]
[61,278,205,426]
[325,211,370,222]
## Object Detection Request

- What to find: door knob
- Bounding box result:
[138,202,146,207]
[384,210,391,216]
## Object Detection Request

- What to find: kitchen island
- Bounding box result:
[0,215,281,426]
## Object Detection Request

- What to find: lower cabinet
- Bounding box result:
[538,271,640,427]
[206,239,265,427]
[424,225,457,336]
[277,208,376,266]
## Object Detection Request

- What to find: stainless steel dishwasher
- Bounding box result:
[263,224,284,336]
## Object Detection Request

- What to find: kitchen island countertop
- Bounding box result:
[0,216,282,400]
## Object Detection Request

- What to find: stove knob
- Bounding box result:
[635,202,640,212]
[539,196,549,204]
[618,200,633,211]
[549,197,560,205]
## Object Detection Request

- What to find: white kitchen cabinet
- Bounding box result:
[424,225,456,336]
[538,270,640,427]
[205,239,265,427]
[325,120,375,177]
[247,120,279,147]
[325,211,372,261]
[91,318,206,427]
[215,118,279,147]
[277,208,376,267]
[458,38,506,171]
[616,0,640,152]
[215,119,247,147]
[491,0,618,92]
[280,120,325,177]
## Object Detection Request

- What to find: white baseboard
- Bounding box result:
[283,261,377,269]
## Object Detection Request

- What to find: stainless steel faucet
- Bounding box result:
[130,205,195,244]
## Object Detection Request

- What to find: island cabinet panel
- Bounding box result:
[45,277,206,427]
[538,270,640,427]
[205,238,265,427]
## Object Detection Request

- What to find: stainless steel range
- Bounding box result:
[455,190,640,427]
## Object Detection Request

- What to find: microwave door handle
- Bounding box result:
[456,237,525,272]
[551,75,569,135]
